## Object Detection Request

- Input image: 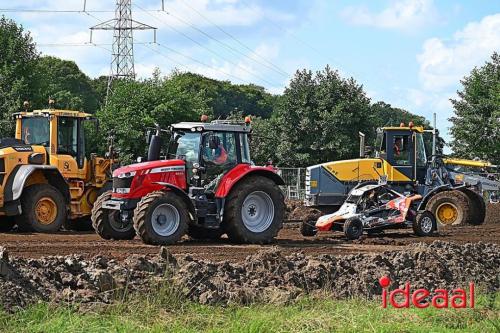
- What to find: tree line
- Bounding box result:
[1,16,498,166]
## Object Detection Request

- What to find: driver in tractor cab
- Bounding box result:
[205,135,228,165]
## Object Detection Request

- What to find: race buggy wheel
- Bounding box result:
[344,218,363,240]
[133,191,189,245]
[426,191,470,226]
[0,217,16,232]
[413,211,436,236]
[17,184,66,232]
[300,220,317,237]
[224,176,284,244]
[91,191,135,240]
[187,225,224,241]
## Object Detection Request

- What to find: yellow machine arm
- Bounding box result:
[443,158,495,168]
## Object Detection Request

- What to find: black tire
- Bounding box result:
[426,190,470,226]
[300,220,317,237]
[91,191,135,240]
[413,211,436,236]
[0,216,16,232]
[463,190,486,225]
[344,218,363,240]
[224,176,284,244]
[17,184,66,232]
[187,225,224,240]
[133,191,189,245]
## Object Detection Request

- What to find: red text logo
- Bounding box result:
[379,276,474,309]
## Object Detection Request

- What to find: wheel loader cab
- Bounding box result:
[375,126,427,183]
[15,110,93,179]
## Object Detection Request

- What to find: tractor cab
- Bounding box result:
[155,119,253,189]
[373,125,428,183]
[13,108,97,180]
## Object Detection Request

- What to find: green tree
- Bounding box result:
[0,16,38,137]
[450,52,500,164]
[31,56,99,112]
[96,77,211,163]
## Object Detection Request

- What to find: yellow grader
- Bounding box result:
[0,103,114,232]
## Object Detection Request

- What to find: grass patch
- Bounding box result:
[0,292,498,333]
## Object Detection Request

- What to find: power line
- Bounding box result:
[133,3,282,87]
[176,0,290,78]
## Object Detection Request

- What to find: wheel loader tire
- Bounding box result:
[224,176,284,244]
[463,190,486,225]
[0,216,16,232]
[187,225,224,241]
[300,220,317,237]
[426,190,470,226]
[91,191,135,240]
[133,191,189,245]
[413,211,436,236]
[344,217,363,240]
[17,184,66,233]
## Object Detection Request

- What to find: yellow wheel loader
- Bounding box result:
[0,104,114,232]
[305,119,499,226]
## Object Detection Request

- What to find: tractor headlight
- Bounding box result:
[117,171,136,178]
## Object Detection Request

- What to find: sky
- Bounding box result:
[1,0,499,149]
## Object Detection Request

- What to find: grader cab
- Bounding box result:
[0,104,113,232]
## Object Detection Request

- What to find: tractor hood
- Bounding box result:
[112,159,186,178]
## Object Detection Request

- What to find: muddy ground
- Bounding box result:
[0,204,498,262]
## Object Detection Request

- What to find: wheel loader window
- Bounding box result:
[21,117,49,146]
[393,135,410,165]
[415,133,427,167]
[57,117,78,157]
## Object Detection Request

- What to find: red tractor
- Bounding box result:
[91,119,285,245]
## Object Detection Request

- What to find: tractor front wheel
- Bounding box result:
[17,184,66,232]
[0,216,16,232]
[133,191,189,245]
[224,176,284,244]
[91,191,135,240]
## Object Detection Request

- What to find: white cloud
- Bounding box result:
[417,13,500,91]
[341,0,438,31]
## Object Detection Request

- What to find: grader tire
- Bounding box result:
[133,191,189,245]
[0,217,16,232]
[17,184,66,233]
[91,191,135,240]
[426,191,470,226]
[224,176,284,244]
[463,190,486,225]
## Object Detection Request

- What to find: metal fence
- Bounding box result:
[277,168,306,200]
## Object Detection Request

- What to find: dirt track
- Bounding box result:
[1,222,499,262]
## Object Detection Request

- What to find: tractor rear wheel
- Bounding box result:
[0,216,16,232]
[17,184,66,232]
[187,225,224,241]
[344,218,363,240]
[426,191,470,226]
[91,191,135,240]
[413,211,436,236]
[224,176,284,244]
[133,191,189,245]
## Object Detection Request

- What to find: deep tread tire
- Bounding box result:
[413,211,436,236]
[133,191,189,245]
[91,191,135,240]
[426,190,470,226]
[344,218,363,240]
[17,184,66,232]
[187,225,224,241]
[463,190,486,225]
[224,176,284,244]
[0,217,16,232]
[300,220,317,237]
